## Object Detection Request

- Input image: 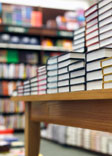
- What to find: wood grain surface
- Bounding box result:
[25,102,40,156]
[31,100,112,133]
[11,89,112,102]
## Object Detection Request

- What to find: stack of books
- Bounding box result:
[23,80,30,96]
[98,0,112,48]
[14,52,85,96]
[85,3,100,52]
[68,60,85,92]
[37,66,47,95]
[47,52,85,93]
[17,83,24,96]
[73,27,86,53]
[86,48,112,90]
[30,66,47,95]
[47,56,58,94]
[101,57,112,89]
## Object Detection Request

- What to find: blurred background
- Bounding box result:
[1,0,112,156]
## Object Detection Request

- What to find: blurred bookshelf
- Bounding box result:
[0,2,86,132]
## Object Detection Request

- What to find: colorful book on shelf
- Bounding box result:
[7,50,19,63]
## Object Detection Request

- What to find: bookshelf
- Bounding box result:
[0,3,75,132]
[11,89,112,156]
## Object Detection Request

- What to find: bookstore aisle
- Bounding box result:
[15,134,101,156]
[2,0,112,155]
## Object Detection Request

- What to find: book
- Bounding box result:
[48,69,58,76]
[74,47,86,53]
[99,2,112,15]
[101,57,112,67]
[86,11,98,22]
[58,79,69,87]
[47,56,58,65]
[104,82,112,89]
[70,69,85,78]
[47,82,57,89]
[99,9,112,21]
[86,24,98,34]
[100,30,112,40]
[23,80,30,86]
[103,66,112,75]
[70,76,85,85]
[86,36,99,47]
[31,91,38,95]
[58,86,70,93]
[99,23,112,34]
[74,27,85,35]
[47,64,58,71]
[73,43,85,50]
[87,59,104,72]
[86,30,99,40]
[87,70,102,81]
[38,79,47,85]
[58,73,69,81]
[58,53,85,62]
[74,33,85,40]
[47,76,58,83]
[30,77,38,83]
[31,87,38,92]
[58,67,68,75]
[58,59,78,69]
[100,37,112,47]
[104,73,112,82]
[38,74,47,81]
[87,42,100,52]
[68,61,85,72]
[47,88,58,94]
[31,82,37,87]
[85,4,98,17]
[7,50,19,63]
[99,16,112,28]
[73,38,85,45]
[38,84,46,90]
[38,89,46,95]
[87,48,112,62]
[70,84,85,92]
[87,80,102,90]
[98,0,112,9]
[86,18,98,28]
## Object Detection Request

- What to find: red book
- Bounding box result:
[31,11,42,27]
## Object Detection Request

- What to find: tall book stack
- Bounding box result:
[86,48,112,90]
[101,57,112,89]
[85,3,100,52]
[98,0,112,48]
[73,27,86,53]
[30,66,47,95]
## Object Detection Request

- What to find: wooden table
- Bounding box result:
[12,89,112,156]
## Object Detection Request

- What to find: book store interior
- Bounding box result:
[0,0,112,156]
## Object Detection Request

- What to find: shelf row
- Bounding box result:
[0,43,72,52]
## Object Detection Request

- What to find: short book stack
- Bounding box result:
[73,27,86,53]
[101,57,112,89]
[30,66,47,95]
[47,52,85,93]
[86,48,112,90]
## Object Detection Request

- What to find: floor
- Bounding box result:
[16,134,102,156]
